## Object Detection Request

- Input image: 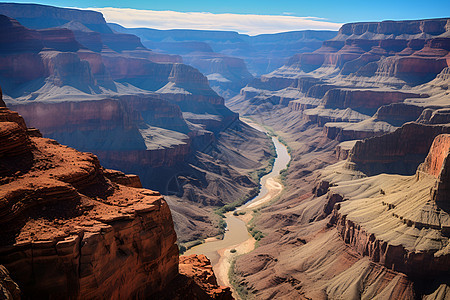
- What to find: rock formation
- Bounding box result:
[0,102,180,298]
[0,4,273,250]
[228,17,450,299]
[154,255,233,299]
[325,133,450,280]
[228,18,450,146]
[0,92,237,299]
[348,122,450,175]
[109,23,337,99]
[0,265,20,300]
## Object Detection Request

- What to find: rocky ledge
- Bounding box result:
[324,133,450,279]
[155,254,233,299]
[0,102,180,298]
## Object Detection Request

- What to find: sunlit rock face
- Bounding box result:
[326,133,450,280]
[228,17,450,300]
[0,3,273,247]
[0,100,179,298]
[228,17,450,147]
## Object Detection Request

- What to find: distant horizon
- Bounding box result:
[1,1,449,35]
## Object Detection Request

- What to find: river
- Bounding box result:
[184,120,291,294]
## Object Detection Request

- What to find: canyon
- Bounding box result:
[226,17,450,299]
[0,2,449,299]
[0,95,232,298]
[0,3,274,249]
[110,24,337,99]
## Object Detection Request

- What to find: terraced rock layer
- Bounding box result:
[0,105,179,299]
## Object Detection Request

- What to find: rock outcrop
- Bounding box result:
[0,265,20,300]
[0,104,180,298]
[151,255,233,300]
[322,88,425,114]
[109,24,337,77]
[176,255,233,299]
[228,17,450,147]
[0,94,237,299]
[418,134,450,211]
[227,16,450,300]
[0,5,274,249]
[325,133,450,281]
[348,122,450,175]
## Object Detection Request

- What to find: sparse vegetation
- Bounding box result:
[247,209,265,243]
[230,248,237,253]
[216,216,227,236]
[229,256,251,299]
[215,187,259,216]
[249,154,275,182]
[280,160,291,183]
[233,211,246,216]
[179,239,205,254]
[178,244,186,254]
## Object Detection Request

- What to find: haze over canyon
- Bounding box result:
[0,2,449,299]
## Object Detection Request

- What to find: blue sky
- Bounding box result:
[3,0,449,34]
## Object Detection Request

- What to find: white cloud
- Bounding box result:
[82,7,342,35]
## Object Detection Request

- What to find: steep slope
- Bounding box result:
[0,5,273,247]
[228,18,450,133]
[0,95,234,299]
[0,99,179,298]
[109,24,337,98]
[228,17,450,300]
[108,25,337,76]
[230,108,450,300]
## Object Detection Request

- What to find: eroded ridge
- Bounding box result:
[326,134,450,278]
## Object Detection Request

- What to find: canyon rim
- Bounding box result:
[0,2,449,300]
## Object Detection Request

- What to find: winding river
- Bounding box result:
[184,120,291,294]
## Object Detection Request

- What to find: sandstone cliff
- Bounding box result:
[0,96,237,298]
[323,134,450,283]
[109,23,337,77]
[229,105,450,299]
[0,104,179,298]
[348,122,450,175]
[153,255,233,299]
[227,17,450,299]
[0,6,273,249]
[228,17,450,144]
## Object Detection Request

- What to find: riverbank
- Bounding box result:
[185,119,291,298]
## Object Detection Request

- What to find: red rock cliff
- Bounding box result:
[348,122,450,175]
[0,105,180,299]
[418,134,450,211]
[328,133,450,279]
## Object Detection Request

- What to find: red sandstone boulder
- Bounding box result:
[154,254,233,300]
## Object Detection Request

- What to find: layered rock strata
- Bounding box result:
[0,4,274,247]
[0,265,20,300]
[228,17,450,147]
[326,134,450,280]
[0,104,179,298]
[226,17,450,296]
[348,122,450,175]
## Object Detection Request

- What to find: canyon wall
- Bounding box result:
[0,103,179,298]
[229,17,450,299]
[326,133,450,281]
[0,95,234,299]
[0,4,273,249]
[348,122,450,175]
[109,23,337,98]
